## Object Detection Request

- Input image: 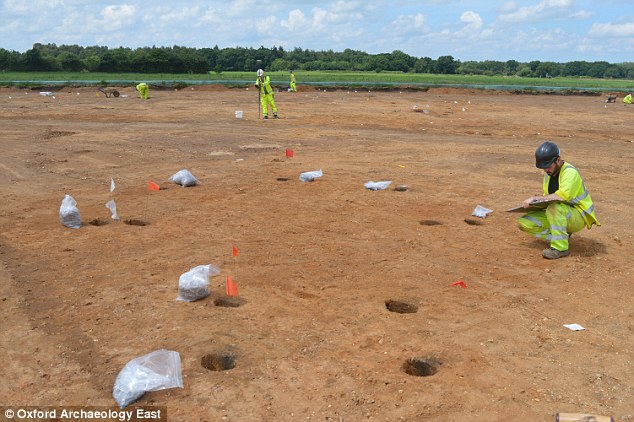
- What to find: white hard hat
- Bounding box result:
[257,69,264,76]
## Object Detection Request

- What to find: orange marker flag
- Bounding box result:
[226,277,238,296]
[451,280,467,289]
[232,244,239,257]
[285,149,294,158]
[148,181,160,191]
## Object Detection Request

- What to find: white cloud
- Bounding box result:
[281,4,363,35]
[257,15,277,33]
[312,8,329,29]
[157,7,200,24]
[568,10,594,20]
[330,27,364,44]
[200,8,221,24]
[454,11,483,37]
[100,5,135,22]
[228,0,255,18]
[547,0,571,6]
[498,0,573,23]
[4,0,63,14]
[500,27,575,59]
[281,9,307,31]
[500,2,518,13]
[386,13,427,36]
[532,27,565,43]
[93,5,136,32]
[331,0,361,14]
[589,22,634,37]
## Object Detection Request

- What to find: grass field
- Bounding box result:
[1,71,633,91]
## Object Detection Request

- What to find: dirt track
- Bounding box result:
[0,85,633,421]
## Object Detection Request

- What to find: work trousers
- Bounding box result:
[517,203,586,251]
[260,93,277,117]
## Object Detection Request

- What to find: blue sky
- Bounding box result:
[1,0,633,63]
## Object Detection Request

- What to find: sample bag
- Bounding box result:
[113,349,183,408]
[299,169,323,182]
[59,194,82,229]
[169,169,198,187]
[105,199,120,220]
[364,181,392,191]
[177,264,221,302]
[472,204,493,218]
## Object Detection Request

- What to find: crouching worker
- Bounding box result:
[136,82,149,100]
[517,141,600,259]
[255,69,278,119]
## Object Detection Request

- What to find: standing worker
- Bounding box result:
[289,70,297,92]
[136,82,149,100]
[517,141,599,259]
[255,69,278,119]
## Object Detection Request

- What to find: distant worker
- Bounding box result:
[289,70,297,92]
[624,93,632,104]
[136,82,149,100]
[517,141,599,259]
[255,69,278,119]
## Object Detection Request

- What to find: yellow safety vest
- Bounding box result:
[255,76,273,95]
[543,162,599,228]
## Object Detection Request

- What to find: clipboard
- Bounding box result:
[506,199,557,213]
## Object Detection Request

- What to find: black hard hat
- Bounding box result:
[535,141,560,169]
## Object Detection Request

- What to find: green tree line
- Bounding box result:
[1,43,633,79]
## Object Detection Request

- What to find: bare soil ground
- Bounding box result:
[0,84,632,421]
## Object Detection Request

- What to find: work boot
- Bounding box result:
[263,115,268,119]
[542,248,570,260]
[273,114,279,119]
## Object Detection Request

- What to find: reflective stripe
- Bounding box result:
[523,215,542,227]
[566,209,572,220]
[551,234,569,241]
[551,225,567,232]
[563,165,578,175]
[569,189,589,204]
[553,163,599,228]
[533,226,550,240]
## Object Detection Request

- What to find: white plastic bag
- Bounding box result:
[299,169,323,182]
[364,181,392,191]
[113,349,183,408]
[472,204,493,218]
[177,264,221,302]
[105,199,120,221]
[169,169,198,187]
[59,194,81,229]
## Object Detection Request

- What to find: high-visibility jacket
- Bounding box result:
[255,76,273,95]
[624,94,632,104]
[542,162,599,228]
